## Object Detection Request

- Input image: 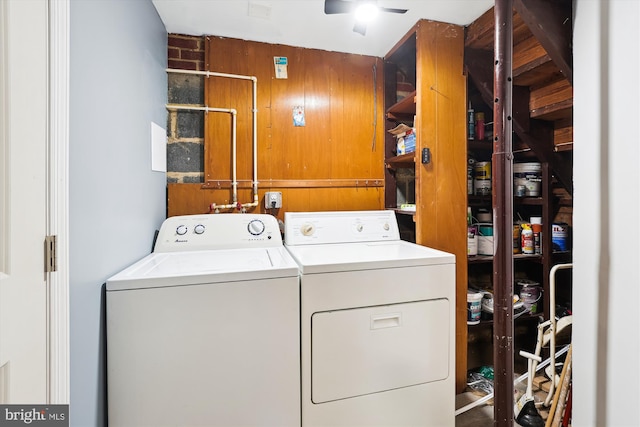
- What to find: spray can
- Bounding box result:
[530,217,542,255]
[513,223,522,254]
[521,223,534,254]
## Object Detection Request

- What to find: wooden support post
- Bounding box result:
[493,0,515,425]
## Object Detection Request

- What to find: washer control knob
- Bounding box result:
[194,224,205,235]
[248,219,265,236]
[301,223,315,236]
[383,223,390,231]
[356,224,364,232]
[176,225,188,236]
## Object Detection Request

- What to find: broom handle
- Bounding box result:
[545,344,572,427]
[552,358,572,427]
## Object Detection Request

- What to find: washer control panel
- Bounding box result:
[154,214,282,252]
[284,210,400,246]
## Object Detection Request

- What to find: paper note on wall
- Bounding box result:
[293,106,305,127]
[274,56,288,79]
[151,121,166,172]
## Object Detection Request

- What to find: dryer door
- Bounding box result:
[311,299,450,404]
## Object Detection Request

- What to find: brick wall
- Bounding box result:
[167,34,206,183]
[168,34,205,71]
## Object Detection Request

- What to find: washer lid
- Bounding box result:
[106,246,299,291]
[285,240,454,274]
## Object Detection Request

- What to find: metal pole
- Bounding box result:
[493,0,515,425]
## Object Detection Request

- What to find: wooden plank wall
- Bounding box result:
[168,36,386,218]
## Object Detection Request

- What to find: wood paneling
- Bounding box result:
[169,36,385,216]
[168,183,384,219]
[413,20,468,392]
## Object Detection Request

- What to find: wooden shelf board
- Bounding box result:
[386,90,416,116]
[468,253,544,264]
[385,152,416,168]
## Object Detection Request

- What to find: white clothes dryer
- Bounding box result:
[106,214,300,427]
[284,210,456,427]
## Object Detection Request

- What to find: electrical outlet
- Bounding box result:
[265,192,282,209]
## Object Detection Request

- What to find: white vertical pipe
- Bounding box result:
[250,77,258,201]
[544,263,573,406]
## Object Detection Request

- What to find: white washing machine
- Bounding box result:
[284,210,456,427]
[106,214,300,427]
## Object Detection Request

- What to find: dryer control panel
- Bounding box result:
[154,214,282,252]
[284,210,400,246]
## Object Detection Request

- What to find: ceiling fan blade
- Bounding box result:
[379,7,408,14]
[353,21,367,35]
[324,0,356,14]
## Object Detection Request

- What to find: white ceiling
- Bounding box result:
[152,0,494,57]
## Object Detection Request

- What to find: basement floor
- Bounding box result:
[455,374,564,427]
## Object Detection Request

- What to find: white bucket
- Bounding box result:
[513,162,542,197]
[467,226,478,256]
[467,291,483,325]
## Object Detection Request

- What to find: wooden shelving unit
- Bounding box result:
[384,20,468,391]
[463,2,574,397]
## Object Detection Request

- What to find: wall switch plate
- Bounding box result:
[421,147,431,164]
[265,191,282,209]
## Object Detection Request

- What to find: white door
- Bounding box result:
[0,0,50,403]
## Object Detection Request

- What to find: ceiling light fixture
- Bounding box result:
[354,2,378,22]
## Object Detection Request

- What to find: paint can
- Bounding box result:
[467,291,483,325]
[474,161,491,196]
[513,162,542,197]
[517,280,542,314]
[468,225,478,256]
[552,223,570,252]
[477,223,493,255]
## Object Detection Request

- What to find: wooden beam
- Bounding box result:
[202,179,384,189]
[514,0,573,85]
[465,47,494,105]
[464,7,496,49]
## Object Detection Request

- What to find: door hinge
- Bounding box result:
[45,235,57,273]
